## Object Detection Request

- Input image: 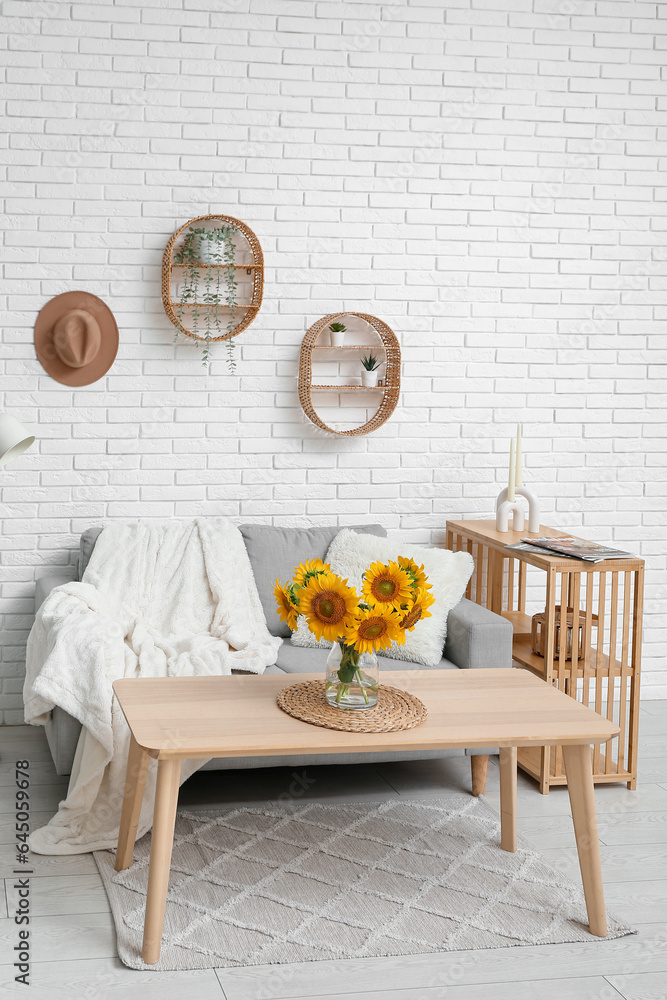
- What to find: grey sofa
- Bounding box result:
[33,523,513,793]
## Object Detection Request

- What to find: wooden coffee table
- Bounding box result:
[113,668,619,964]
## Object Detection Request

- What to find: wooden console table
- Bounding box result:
[446,519,643,794]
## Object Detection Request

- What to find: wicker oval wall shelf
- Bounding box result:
[161,213,264,344]
[298,312,401,436]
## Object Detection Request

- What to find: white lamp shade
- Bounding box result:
[0,413,35,467]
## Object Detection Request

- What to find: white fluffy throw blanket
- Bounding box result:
[24,519,281,855]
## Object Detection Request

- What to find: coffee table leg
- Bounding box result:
[562,743,607,937]
[142,757,181,965]
[115,735,150,872]
[499,746,517,852]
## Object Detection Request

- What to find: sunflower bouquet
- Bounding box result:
[274,557,435,709]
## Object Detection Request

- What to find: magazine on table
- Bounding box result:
[504,541,556,557]
[505,537,634,563]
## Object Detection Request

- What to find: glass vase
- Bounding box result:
[325,642,379,710]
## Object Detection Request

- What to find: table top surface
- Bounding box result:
[113,668,620,760]
[446,519,643,571]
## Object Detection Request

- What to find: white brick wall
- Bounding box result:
[1,0,665,721]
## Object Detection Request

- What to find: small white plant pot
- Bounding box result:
[330,330,345,347]
[361,369,378,388]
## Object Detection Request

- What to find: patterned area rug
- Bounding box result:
[95,794,633,971]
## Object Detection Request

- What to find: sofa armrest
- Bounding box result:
[44,707,83,776]
[445,598,513,670]
[34,569,77,613]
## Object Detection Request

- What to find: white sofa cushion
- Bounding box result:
[291,529,473,667]
[239,523,386,638]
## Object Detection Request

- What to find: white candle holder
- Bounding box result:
[495,486,541,533]
[496,498,524,532]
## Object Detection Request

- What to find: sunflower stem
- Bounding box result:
[355,668,369,704]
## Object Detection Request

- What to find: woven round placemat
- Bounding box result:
[277,680,428,733]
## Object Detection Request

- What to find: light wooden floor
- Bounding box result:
[1,702,667,999]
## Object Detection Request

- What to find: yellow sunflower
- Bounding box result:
[397,555,431,592]
[292,558,328,587]
[362,560,413,609]
[345,606,406,654]
[299,571,358,643]
[399,587,436,632]
[274,580,299,631]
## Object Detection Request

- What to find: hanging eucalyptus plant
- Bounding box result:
[174,225,238,371]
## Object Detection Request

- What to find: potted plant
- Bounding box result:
[274,557,435,710]
[328,321,346,347]
[173,225,238,371]
[360,353,381,387]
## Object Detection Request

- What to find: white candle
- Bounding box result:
[515,422,522,487]
[508,437,515,502]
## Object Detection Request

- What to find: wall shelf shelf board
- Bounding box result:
[310,384,385,391]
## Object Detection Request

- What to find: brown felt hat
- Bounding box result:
[34,291,119,386]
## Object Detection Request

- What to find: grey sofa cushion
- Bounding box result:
[78,525,105,579]
[239,523,387,638]
[276,638,459,674]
